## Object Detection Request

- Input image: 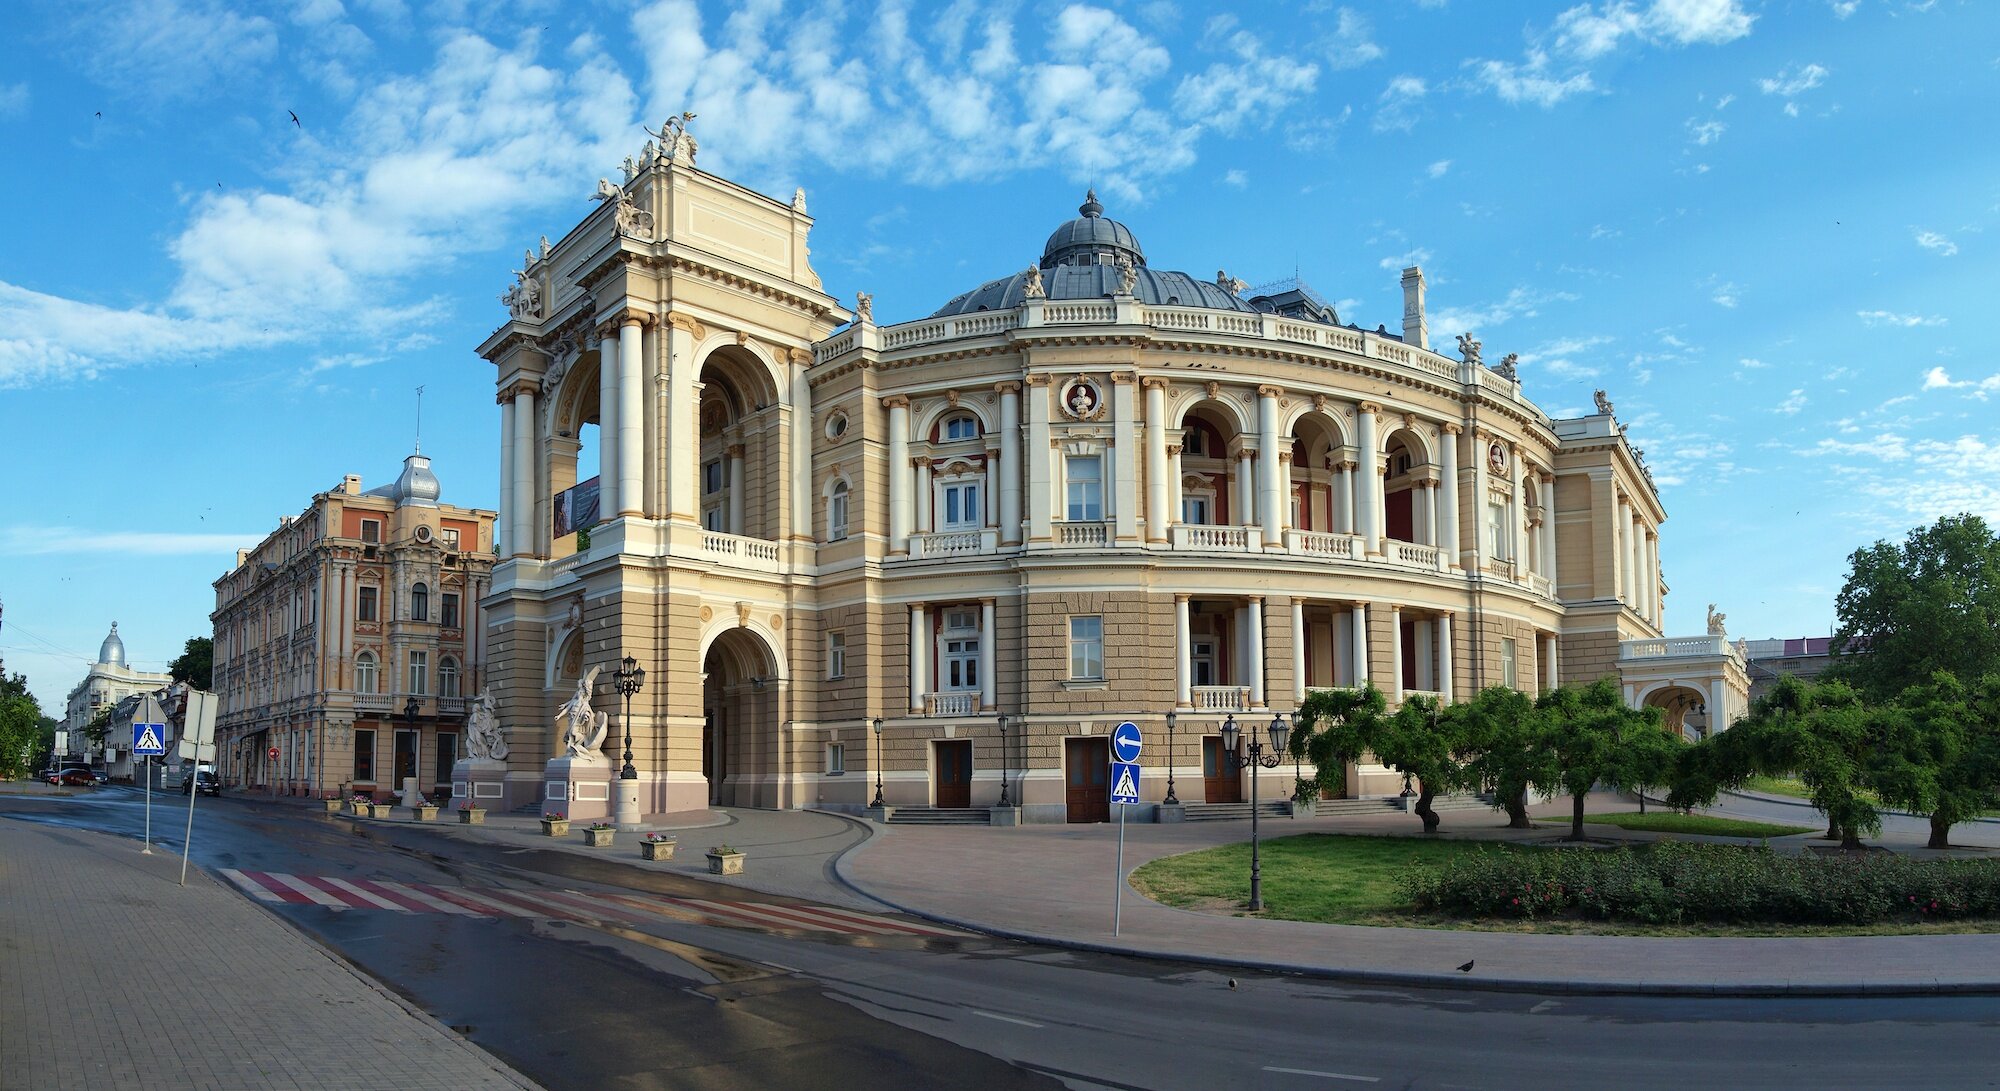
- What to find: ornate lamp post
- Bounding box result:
[612,656,644,826]
[1163,710,1179,805]
[871,716,886,808]
[997,713,1011,808]
[1221,711,1291,912]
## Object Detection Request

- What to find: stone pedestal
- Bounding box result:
[988,806,1021,828]
[1155,802,1187,824]
[864,804,894,824]
[399,776,425,808]
[543,756,613,821]
[451,758,510,813]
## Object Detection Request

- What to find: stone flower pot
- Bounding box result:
[368,803,395,819]
[322,798,346,815]
[458,807,486,825]
[412,805,439,822]
[705,850,745,876]
[584,827,615,847]
[640,839,676,861]
[348,800,369,815]
[540,818,570,837]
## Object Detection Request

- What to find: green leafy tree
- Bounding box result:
[1536,678,1676,841]
[1832,513,2000,701]
[84,705,113,748]
[1740,675,1883,849]
[168,636,213,691]
[1455,684,1546,829]
[1871,672,2000,849]
[1298,684,1472,833]
[0,688,43,778]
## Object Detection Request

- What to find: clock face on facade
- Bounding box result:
[1488,442,1507,474]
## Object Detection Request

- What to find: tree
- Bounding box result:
[84,706,112,749]
[1455,684,1546,829]
[1738,675,1883,849]
[169,636,213,691]
[1871,672,2000,849]
[1832,513,2000,702]
[0,689,43,778]
[1535,678,1676,841]
[1298,684,1473,833]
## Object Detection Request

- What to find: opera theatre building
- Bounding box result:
[475,125,1747,824]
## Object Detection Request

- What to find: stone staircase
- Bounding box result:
[885,806,993,826]
[1180,801,1291,822]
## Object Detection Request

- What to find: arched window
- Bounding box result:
[354,651,378,694]
[439,657,460,699]
[941,413,980,442]
[411,582,430,622]
[827,480,850,541]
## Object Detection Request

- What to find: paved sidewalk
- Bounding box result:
[0,820,539,1091]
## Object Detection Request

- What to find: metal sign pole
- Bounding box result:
[179,760,198,885]
[140,698,156,855]
[1113,802,1127,936]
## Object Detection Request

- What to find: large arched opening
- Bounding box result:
[701,626,783,807]
[1381,426,1436,547]
[1642,683,1712,740]
[550,355,606,557]
[1174,400,1248,528]
[696,345,786,541]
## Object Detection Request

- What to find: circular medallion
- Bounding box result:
[1058,377,1105,421]
[1487,442,1507,474]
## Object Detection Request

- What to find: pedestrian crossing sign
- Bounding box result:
[1110,760,1141,805]
[133,722,167,756]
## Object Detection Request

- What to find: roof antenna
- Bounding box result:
[414,384,425,454]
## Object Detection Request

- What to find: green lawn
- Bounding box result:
[1581,812,1813,838]
[1743,774,1826,801]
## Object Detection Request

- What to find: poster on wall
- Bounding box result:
[553,476,601,538]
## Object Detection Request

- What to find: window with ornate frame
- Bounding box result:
[938,608,980,691]
[411,582,429,622]
[827,479,850,541]
[1066,455,1103,522]
[354,651,378,694]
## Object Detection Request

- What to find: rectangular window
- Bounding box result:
[944,638,980,689]
[827,631,847,679]
[703,460,724,495]
[434,733,458,785]
[441,593,461,629]
[1182,495,1210,525]
[1066,455,1103,521]
[828,488,850,541]
[360,519,381,544]
[441,527,460,551]
[357,586,378,623]
[826,742,846,776]
[1069,616,1104,680]
[408,651,428,696]
[1500,638,1518,690]
[942,482,981,529]
[1488,500,1510,561]
[353,728,376,783]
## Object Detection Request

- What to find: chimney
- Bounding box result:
[1400,266,1428,351]
[343,474,362,496]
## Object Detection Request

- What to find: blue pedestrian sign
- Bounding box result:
[1111,721,1143,763]
[1110,760,1142,805]
[133,722,167,757]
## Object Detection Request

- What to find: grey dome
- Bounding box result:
[98,622,126,667]
[364,453,441,508]
[1040,189,1145,269]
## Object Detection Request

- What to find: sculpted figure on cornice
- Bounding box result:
[1023,264,1045,299]
[645,112,698,166]
[501,269,542,320]
[1496,353,1519,381]
[1115,253,1138,296]
[1594,388,1615,415]
[1456,332,1482,366]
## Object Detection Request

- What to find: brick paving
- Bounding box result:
[0,821,539,1091]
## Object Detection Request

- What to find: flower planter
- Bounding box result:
[322,798,346,814]
[584,827,615,847]
[369,803,395,819]
[706,851,745,876]
[640,839,676,862]
[412,805,439,822]
[458,807,486,825]
[348,800,370,815]
[540,818,570,837]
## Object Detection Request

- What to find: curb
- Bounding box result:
[1724,789,2000,827]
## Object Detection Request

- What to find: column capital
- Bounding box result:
[1166,443,1183,456]
[1438,610,1455,620]
[1141,376,1169,391]
[789,346,814,366]
[1024,373,1054,387]
[1349,599,1369,609]
[1442,422,1463,436]
[665,311,707,339]
[1389,603,1402,614]
[1175,593,1191,603]
[882,394,912,410]
[1247,594,1264,606]
[498,380,538,403]
[1257,384,1285,399]
[1358,401,1383,415]
[1111,370,1138,385]
[1277,451,1294,464]
[993,380,1023,396]
[726,443,746,459]
[615,308,655,329]
[910,456,931,469]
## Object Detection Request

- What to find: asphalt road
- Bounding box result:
[12,785,2000,1090]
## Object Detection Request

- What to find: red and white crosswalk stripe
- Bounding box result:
[216,869,966,937]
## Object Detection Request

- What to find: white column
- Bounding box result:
[1629,511,1644,610]
[1416,481,1435,546]
[1511,447,1528,580]
[1114,374,1139,542]
[1388,604,1403,702]
[1611,493,1626,605]
[665,317,700,522]
[979,600,997,711]
[1544,634,1561,691]
[909,604,927,713]
[1291,599,1307,702]
[1649,532,1662,625]
[1333,463,1353,534]
[1256,386,1283,543]
[1351,602,1369,686]
[1278,453,1294,531]
[983,452,998,529]
[886,397,912,552]
[1144,378,1168,542]
[617,317,644,517]
[1168,445,1184,528]
[510,386,535,558]
[1541,475,1558,595]
[1234,448,1254,526]
[1356,403,1381,553]
[1026,379,1052,542]
[498,397,515,557]
[1246,597,1266,709]
[597,334,619,518]
[1438,613,1454,701]
[790,352,812,539]
[915,458,933,535]
[1472,431,1491,571]
[1175,594,1193,708]
[1440,425,1461,568]
[998,382,1023,545]
[726,445,745,534]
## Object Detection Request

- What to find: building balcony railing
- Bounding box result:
[1282,529,1358,558]
[1190,685,1252,711]
[1171,523,1262,552]
[352,694,392,713]
[700,531,783,573]
[1385,540,1447,571]
[1400,688,1447,705]
[924,691,978,716]
[1621,634,1734,661]
[1053,522,1109,548]
[907,528,999,559]
[436,697,467,716]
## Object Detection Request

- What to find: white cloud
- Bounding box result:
[1469,53,1595,108]
[1428,287,1581,337]
[1374,74,1427,132]
[1914,229,1959,257]
[1378,247,1433,271]
[1518,334,1615,380]
[1830,1,1861,17]
[1648,0,1757,44]
[1759,62,1829,104]
[1857,309,1947,327]
[1687,118,1725,145]
[63,0,278,100]
[1710,281,1740,308]
[0,527,265,557]
[1222,168,1249,188]
[1802,433,2000,529]
[1775,388,1808,415]
[1327,7,1385,69]
[1552,0,1754,59]
[1922,367,2000,397]
[0,83,26,117]
[1426,159,1452,179]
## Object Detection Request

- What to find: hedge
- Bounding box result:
[1400,841,2000,925]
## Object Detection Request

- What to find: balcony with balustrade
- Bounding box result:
[923,691,980,717]
[908,528,1001,560]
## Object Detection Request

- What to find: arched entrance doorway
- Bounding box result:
[1642,684,1711,740]
[701,627,782,808]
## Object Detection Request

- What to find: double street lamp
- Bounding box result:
[870,716,886,808]
[613,656,644,826]
[1163,710,1179,806]
[997,714,1011,808]
[1220,710,1291,913]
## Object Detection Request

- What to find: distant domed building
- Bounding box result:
[473,127,1747,824]
[62,622,172,777]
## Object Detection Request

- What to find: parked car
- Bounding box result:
[57,768,97,787]
[181,771,221,797]
[90,770,109,786]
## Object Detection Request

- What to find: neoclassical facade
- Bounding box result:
[477,128,1741,823]
[211,455,496,800]
[61,623,171,776]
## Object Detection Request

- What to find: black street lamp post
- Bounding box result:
[1163,710,1179,805]
[997,714,1011,808]
[612,656,644,783]
[1221,711,1291,913]
[871,716,886,808]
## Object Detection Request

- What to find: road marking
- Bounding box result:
[375,881,485,917]
[1262,1066,1381,1083]
[311,876,412,913]
[1529,1000,1560,1014]
[219,869,285,904]
[265,872,350,909]
[972,1010,1044,1028]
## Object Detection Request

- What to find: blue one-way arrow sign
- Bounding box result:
[1111,721,1142,763]
[133,722,166,756]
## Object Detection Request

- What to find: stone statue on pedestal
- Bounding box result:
[558,666,609,760]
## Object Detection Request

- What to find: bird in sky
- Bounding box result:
[94,111,101,119]
[288,110,301,127]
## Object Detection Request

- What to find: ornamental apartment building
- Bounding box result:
[471,127,1746,823]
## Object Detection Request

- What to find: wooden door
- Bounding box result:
[935,741,972,808]
[1202,737,1242,803]
[1401,618,1419,691]
[1064,738,1110,823]
[1386,487,1414,543]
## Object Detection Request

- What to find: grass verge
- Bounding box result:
[1582,812,1813,838]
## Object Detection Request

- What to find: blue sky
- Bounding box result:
[3,0,1995,712]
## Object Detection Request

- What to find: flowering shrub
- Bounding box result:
[642,833,674,843]
[587,821,614,831]
[542,812,566,821]
[1401,842,2000,925]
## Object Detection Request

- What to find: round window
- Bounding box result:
[825,411,849,439]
